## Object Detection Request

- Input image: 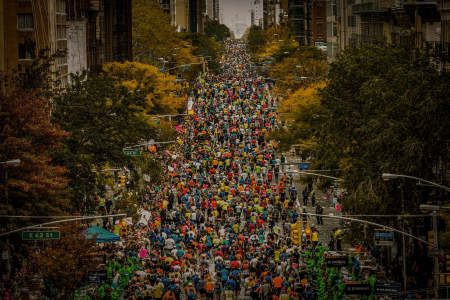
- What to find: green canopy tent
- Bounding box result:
[84,226,120,243]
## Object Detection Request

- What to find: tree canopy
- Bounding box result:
[0,86,69,217]
[204,19,231,41]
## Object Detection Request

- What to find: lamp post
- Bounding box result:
[383,173,449,298]
[1,159,21,203]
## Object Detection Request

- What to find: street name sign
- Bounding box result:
[345,282,371,295]
[325,255,348,267]
[374,231,394,246]
[123,150,142,156]
[22,231,60,240]
[375,282,401,295]
[299,163,311,169]
[88,270,107,284]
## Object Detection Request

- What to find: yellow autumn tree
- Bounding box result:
[103,61,185,114]
[269,82,325,152]
[132,0,196,66]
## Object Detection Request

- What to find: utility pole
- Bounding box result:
[432,209,440,298]
[400,185,408,296]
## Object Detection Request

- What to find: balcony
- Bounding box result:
[89,0,100,11]
[403,0,437,6]
[352,0,394,14]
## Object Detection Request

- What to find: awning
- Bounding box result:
[84,226,120,243]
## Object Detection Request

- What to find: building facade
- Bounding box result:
[0,0,132,86]
[326,0,448,61]
[251,0,264,26]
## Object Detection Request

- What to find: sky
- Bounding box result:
[221,0,251,39]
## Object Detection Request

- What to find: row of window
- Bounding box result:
[17,14,67,40]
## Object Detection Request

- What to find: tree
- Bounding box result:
[268,82,325,154]
[204,20,231,41]
[315,44,449,215]
[0,86,69,218]
[103,61,185,114]
[132,0,195,66]
[181,32,223,72]
[245,25,266,54]
[27,222,97,298]
[267,46,328,95]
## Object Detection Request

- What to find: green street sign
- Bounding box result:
[123,150,141,156]
[22,231,60,240]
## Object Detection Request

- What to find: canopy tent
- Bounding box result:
[84,226,120,243]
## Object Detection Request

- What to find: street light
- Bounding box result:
[382,173,450,192]
[0,159,21,166]
[384,173,448,298]
[288,170,343,182]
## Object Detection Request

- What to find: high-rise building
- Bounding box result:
[264,0,278,28]
[288,0,307,45]
[0,0,132,88]
[327,0,445,60]
[1,0,69,85]
[251,0,264,26]
[213,0,220,22]
[311,0,326,46]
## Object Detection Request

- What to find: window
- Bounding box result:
[57,25,67,40]
[18,39,36,60]
[348,15,356,27]
[17,14,34,30]
[56,0,66,14]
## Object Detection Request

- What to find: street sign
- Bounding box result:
[87,270,107,284]
[374,231,394,246]
[325,255,348,267]
[375,282,401,295]
[428,248,442,257]
[22,231,60,240]
[123,150,141,156]
[299,163,311,169]
[345,282,371,295]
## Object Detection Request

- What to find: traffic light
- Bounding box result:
[446,255,450,285]
[291,222,302,246]
[428,230,435,250]
[117,175,126,187]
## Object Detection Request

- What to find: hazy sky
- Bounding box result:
[221,0,251,39]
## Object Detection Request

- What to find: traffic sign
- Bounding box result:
[299,163,311,169]
[345,282,371,295]
[325,255,348,267]
[88,270,107,283]
[374,231,394,246]
[123,150,141,156]
[375,282,401,295]
[22,231,60,240]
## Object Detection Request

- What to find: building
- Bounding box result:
[327,0,447,61]
[264,0,278,28]
[0,0,69,85]
[251,0,264,26]
[0,0,132,87]
[326,0,338,58]
[288,0,307,44]
[311,0,326,46]
[280,0,289,24]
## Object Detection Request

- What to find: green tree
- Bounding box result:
[181,32,223,72]
[204,20,231,41]
[315,44,449,215]
[245,25,266,54]
[51,72,157,208]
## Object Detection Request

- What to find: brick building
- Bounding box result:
[0,0,132,87]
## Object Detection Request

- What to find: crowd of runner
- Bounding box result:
[73,41,380,300]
